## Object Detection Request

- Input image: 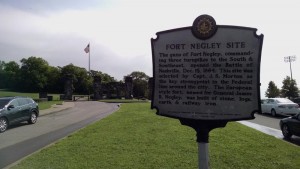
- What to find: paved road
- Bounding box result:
[251,113,283,130]
[0,101,119,169]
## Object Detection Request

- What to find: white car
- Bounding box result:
[261,98,300,116]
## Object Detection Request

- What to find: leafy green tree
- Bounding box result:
[281,76,299,99]
[127,71,149,98]
[76,67,91,94]
[90,70,116,84]
[0,61,20,89]
[19,56,50,92]
[265,81,280,98]
[4,61,20,72]
[61,64,91,94]
[4,61,20,89]
[0,60,5,71]
[1,57,118,95]
[46,66,62,93]
[0,60,6,88]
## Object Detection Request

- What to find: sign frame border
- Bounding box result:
[151,25,264,122]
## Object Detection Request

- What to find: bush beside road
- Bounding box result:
[11,103,300,169]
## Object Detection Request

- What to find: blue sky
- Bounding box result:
[0,0,299,97]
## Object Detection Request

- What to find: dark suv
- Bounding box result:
[0,97,39,133]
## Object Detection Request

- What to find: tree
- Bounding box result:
[0,60,5,71]
[281,76,299,99]
[90,70,116,84]
[265,81,280,98]
[0,61,20,90]
[61,64,92,94]
[19,56,50,92]
[1,56,118,95]
[46,66,62,93]
[127,71,149,98]
[0,60,6,88]
[5,61,20,89]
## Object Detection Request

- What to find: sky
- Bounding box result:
[0,0,299,98]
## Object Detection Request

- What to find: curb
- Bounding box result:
[238,121,283,138]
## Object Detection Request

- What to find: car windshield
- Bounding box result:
[0,99,10,109]
[276,98,293,103]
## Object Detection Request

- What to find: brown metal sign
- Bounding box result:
[151,15,264,121]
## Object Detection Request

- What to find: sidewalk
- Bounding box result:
[39,101,75,116]
[238,121,283,139]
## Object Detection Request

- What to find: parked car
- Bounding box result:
[0,96,39,133]
[280,113,300,139]
[261,98,300,116]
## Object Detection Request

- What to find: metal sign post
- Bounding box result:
[180,119,227,169]
[198,142,209,169]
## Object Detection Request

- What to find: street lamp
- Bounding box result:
[284,55,296,80]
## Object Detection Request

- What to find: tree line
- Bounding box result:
[265,77,299,99]
[6,56,297,100]
[0,56,150,98]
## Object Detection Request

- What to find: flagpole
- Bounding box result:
[84,43,91,73]
[85,42,91,101]
[89,43,90,73]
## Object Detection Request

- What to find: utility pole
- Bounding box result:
[284,55,296,80]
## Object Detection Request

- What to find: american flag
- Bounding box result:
[84,44,90,53]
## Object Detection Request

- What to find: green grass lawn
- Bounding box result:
[0,89,60,100]
[0,89,39,98]
[0,89,62,110]
[11,103,300,169]
[38,100,63,110]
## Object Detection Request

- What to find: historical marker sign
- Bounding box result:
[151,15,264,121]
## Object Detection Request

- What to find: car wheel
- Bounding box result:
[282,124,292,139]
[0,117,8,133]
[271,109,276,117]
[28,112,37,124]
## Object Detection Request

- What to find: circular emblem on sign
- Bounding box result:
[192,14,217,40]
